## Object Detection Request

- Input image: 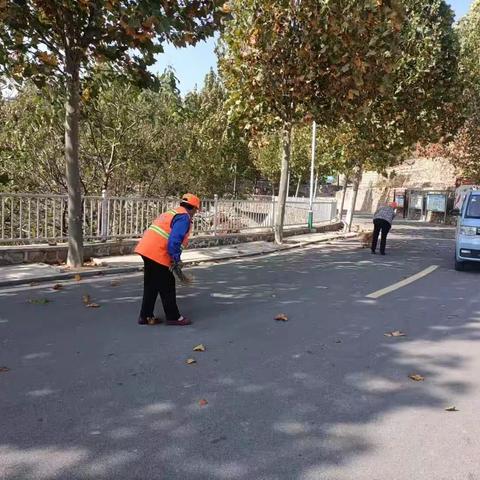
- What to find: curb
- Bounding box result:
[0,232,358,288]
[0,266,144,288]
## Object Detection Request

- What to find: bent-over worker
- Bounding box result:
[371,202,397,255]
[135,193,200,326]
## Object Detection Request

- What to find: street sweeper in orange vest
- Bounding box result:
[134,193,201,326]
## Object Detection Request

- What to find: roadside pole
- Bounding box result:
[308,120,316,230]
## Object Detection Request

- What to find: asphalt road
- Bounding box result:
[1,221,480,480]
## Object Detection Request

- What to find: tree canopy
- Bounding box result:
[418,0,480,183]
[0,70,257,196]
[219,0,454,242]
[0,0,228,265]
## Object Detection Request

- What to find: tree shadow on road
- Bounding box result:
[1,234,480,479]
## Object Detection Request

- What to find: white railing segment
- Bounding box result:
[0,192,337,244]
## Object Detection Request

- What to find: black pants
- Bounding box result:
[140,256,180,321]
[371,218,391,254]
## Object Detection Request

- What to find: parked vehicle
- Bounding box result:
[454,188,480,271]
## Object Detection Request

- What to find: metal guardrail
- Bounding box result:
[0,192,337,245]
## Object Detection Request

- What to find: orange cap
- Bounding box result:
[182,193,201,209]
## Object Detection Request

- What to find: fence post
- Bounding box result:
[101,189,108,241]
[213,194,219,236]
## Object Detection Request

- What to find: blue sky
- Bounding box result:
[152,0,474,95]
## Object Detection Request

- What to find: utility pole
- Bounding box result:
[308,120,316,230]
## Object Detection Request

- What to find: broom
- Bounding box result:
[170,262,194,285]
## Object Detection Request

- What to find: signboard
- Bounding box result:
[427,193,447,213]
[394,194,405,208]
[410,194,423,210]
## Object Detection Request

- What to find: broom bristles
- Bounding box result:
[181,272,194,284]
[174,269,195,284]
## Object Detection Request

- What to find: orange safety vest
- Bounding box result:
[135,206,192,267]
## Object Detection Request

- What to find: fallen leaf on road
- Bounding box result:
[147,317,160,325]
[408,374,425,382]
[335,339,342,344]
[110,280,120,286]
[52,284,63,291]
[193,344,206,352]
[211,435,227,444]
[186,358,197,365]
[445,406,459,412]
[28,298,50,305]
[82,294,100,308]
[74,274,81,281]
[384,330,406,337]
[0,366,10,373]
[275,313,288,322]
[198,399,208,407]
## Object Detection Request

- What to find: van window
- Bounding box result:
[466,195,480,219]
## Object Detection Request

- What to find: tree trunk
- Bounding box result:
[295,175,301,197]
[313,171,319,199]
[345,166,363,232]
[65,51,83,267]
[233,163,237,197]
[274,123,292,244]
[338,174,349,220]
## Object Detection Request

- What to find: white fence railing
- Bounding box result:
[0,192,337,245]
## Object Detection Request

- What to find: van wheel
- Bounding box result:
[455,258,465,271]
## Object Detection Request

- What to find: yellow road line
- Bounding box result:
[366,265,439,299]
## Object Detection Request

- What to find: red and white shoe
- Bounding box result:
[166,316,192,326]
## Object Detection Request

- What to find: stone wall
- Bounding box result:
[0,222,342,266]
[338,157,457,214]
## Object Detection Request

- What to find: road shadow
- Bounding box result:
[1,227,480,479]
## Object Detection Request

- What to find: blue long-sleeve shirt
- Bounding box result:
[167,213,191,263]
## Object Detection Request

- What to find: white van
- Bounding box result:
[455,189,480,271]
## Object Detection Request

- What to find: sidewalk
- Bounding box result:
[0,230,357,288]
